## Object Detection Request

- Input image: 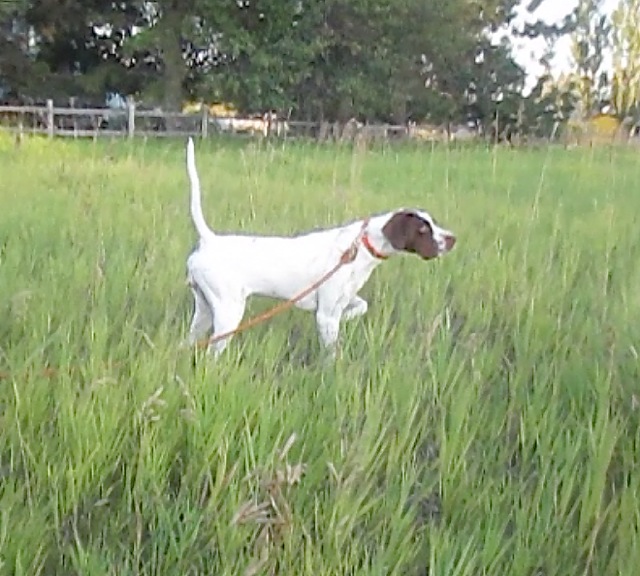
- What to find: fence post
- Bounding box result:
[127,97,135,138]
[46,99,54,139]
[69,96,77,137]
[201,105,208,139]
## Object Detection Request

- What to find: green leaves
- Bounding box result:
[568,0,612,116]
[1,0,527,123]
[610,0,640,118]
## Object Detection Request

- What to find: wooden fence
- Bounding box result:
[0,99,415,142]
[6,101,638,147]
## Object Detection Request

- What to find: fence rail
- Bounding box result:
[5,100,573,145]
[3,101,638,148]
[0,99,439,143]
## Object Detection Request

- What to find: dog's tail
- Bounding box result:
[186,137,215,240]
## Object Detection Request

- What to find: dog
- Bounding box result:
[184,137,456,358]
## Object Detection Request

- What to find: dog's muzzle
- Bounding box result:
[438,233,456,254]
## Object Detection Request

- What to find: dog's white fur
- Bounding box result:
[184,137,455,358]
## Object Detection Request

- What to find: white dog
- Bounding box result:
[184,137,456,358]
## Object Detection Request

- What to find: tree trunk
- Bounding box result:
[337,93,353,123]
[159,1,185,116]
[390,82,408,125]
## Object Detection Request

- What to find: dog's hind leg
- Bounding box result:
[207,296,247,358]
[186,285,213,346]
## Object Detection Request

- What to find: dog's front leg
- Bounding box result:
[342,296,368,322]
[315,309,342,360]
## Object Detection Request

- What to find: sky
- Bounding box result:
[507,0,619,92]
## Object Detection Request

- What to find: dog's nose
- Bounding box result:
[443,234,456,251]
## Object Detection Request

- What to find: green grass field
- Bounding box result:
[1,133,639,575]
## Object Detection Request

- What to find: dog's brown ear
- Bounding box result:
[382,210,440,258]
[382,211,421,250]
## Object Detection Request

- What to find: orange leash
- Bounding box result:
[198,217,370,348]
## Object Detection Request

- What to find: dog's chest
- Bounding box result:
[334,255,378,297]
[354,258,378,289]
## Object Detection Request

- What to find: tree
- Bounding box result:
[0,0,32,100]
[216,0,527,123]
[465,38,526,137]
[610,0,640,119]
[16,0,212,109]
[0,0,527,124]
[412,0,523,126]
[509,0,581,138]
[24,0,114,102]
[569,0,611,117]
[110,0,201,110]
[198,0,324,115]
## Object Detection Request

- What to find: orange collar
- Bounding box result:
[362,233,389,260]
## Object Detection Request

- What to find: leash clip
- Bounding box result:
[340,217,370,264]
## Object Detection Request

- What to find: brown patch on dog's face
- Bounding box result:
[381,210,440,259]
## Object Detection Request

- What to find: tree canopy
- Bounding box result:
[2,0,639,131]
[0,0,524,122]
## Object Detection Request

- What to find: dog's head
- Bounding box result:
[381,209,456,260]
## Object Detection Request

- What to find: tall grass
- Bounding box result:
[0,133,639,575]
